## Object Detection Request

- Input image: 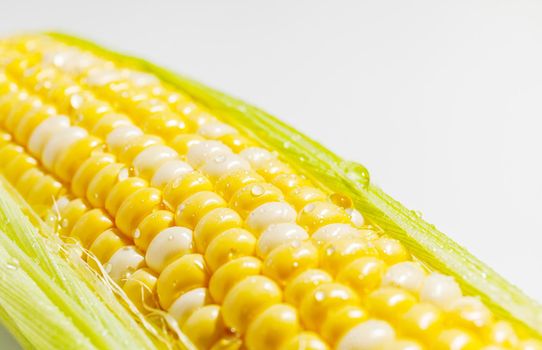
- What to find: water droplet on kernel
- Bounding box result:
[168,234,174,241]
[251,185,264,197]
[133,229,141,239]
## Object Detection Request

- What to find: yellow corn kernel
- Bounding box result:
[434,328,482,350]
[270,173,311,195]
[74,98,113,129]
[170,133,204,155]
[256,158,293,181]
[105,177,148,216]
[0,144,24,169]
[3,152,37,184]
[219,133,253,153]
[88,228,128,264]
[366,287,418,321]
[299,283,360,331]
[336,257,386,296]
[229,182,283,218]
[321,305,368,344]
[280,332,330,350]
[262,240,319,286]
[4,93,41,132]
[297,201,351,233]
[86,163,127,208]
[129,98,168,120]
[287,187,328,211]
[54,136,102,181]
[245,303,300,350]
[204,228,256,272]
[58,198,88,234]
[117,134,162,164]
[71,153,115,198]
[385,339,425,350]
[116,187,162,237]
[70,208,113,248]
[181,305,226,350]
[222,275,282,334]
[141,112,186,141]
[320,237,378,277]
[484,321,519,348]
[163,171,213,210]
[209,257,262,303]
[134,210,174,250]
[14,105,54,143]
[193,208,242,252]
[215,169,264,201]
[91,113,132,139]
[284,269,333,307]
[175,191,226,229]
[0,131,11,147]
[157,254,209,309]
[122,268,158,313]
[183,111,215,131]
[400,302,444,342]
[447,297,493,330]
[28,175,64,212]
[375,237,410,264]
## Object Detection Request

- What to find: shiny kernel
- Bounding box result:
[163,171,213,210]
[263,240,319,286]
[183,111,215,131]
[57,198,88,234]
[0,144,25,170]
[71,153,115,199]
[256,158,293,180]
[215,169,264,201]
[89,228,128,264]
[219,133,253,153]
[91,113,131,139]
[222,275,282,334]
[27,115,70,157]
[375,237,410,264]
[284,269,333,307]
[336,319,396,350]
[312,224,360,248]
[287,186,327,211]
[230,182,283,218]
[117,134,163,164]
[71,209,113,248]
[299,283,360,331]
[150,159,192,189]
[182,305,226,350]
[170,134,205,155]
[193,208,242,252]
[257,223,309,258]
[54,136,102,182]
[298,201,350,233]
[14,105,54,144]
[447,296,493,330]
[145,226,193,273]
[366,287,418,321]
[3,153,37,184]
[321,305,368,344]
[484,321,519,348]
[245,304,300,350]
[337,257,387,295]
[168,287,210,327]
[270,173,312,194]
[320,237,378,276]
[175,191,226,229]
[204,228,256,272]
[434,328,482,350]
[85,163,126,208]
[116,187,162,237]
[246,201,297,236]
[280,332,330,350]
[420,273,462,310]
[132,144,178,179]
[106,246,145,285]
[382,261,426,293]
[75,99,113,129]
[105,177,148,216]
[157,254,209,309]
[186,140,231,168]
[106,125,143,155]
[122,268,158,313]
[400,302,444,342]
[200,153,250,181]
[141,111,186,140]
[134,210,174,250]
[209,256,262,303]
[28,175,64,212]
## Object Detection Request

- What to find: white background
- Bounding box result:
[1,0,542,346]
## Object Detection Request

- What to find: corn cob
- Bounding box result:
[0,34,540,350]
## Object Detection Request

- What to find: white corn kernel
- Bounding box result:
[41,126,87,169]
[198,121,237,139]
[105,246,145,285]
[145,227,193,273]
[151,160,193,189]
[168,287,209,327]
[449,296,492,328]
[337,319,395,350]
[132,145,178,178]
[382,261,426,293]
[240,147,276,169]
[420,273,462,309]
[28,115,70,156]
[200,153,250,180]
[186,140,231,168]
[246,202,297,236]
[257,223,309,258]
[346,208,365,227]
[312,224,359,246]
[106,125,143,154]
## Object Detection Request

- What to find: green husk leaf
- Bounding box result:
[47,32,542,338]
